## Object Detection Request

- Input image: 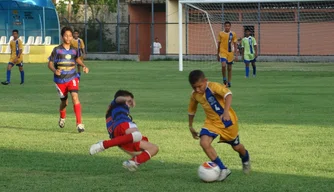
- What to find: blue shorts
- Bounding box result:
[220,58,233,65]
[9,62,23,67]
[244,59,256,64]
[200,128,240,146]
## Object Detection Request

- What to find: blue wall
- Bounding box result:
[0,0,59,44]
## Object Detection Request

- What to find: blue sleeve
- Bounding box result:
[110,100,117,106]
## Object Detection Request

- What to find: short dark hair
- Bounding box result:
[12,29,19,34]
[114,90,134,99]
[74,30,79,33]
[245,28,250,32]
[224,21,231,26]
[61,27,73,37]
[189,70,205,85]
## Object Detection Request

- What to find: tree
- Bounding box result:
[72,0,117,21]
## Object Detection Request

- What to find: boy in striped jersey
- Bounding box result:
[241,29,258,78]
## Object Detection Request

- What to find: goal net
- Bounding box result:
[178,0,334,71]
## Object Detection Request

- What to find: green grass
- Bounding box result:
[0,61,333,192]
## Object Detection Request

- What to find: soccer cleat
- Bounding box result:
[89,141,105,155]
[122,160,138,172]
[223,80,227,85]
[1,81,10,85]
[217,168,232,181]
[252,75,256,78]
[227,82,231,88]
[77,124,85,133]
[242,161,251,174]
[20,82,24,85]
[58,118,65,128]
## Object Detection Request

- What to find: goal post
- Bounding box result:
[178,0,334,71]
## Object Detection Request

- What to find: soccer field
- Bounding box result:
[0,61,333,192]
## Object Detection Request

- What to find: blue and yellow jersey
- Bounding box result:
[218,31,237,54]
[71,38,85,57]
[48,45,79,83]
[10,39,23,61]
[106,100,133,138]
[188,82,238,128]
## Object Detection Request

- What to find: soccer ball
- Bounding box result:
[198,161,220,182]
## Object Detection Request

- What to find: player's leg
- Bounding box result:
[1,63,14,85]
[68,78,84,132]
[220,56,228,85]
[227,135,251,174]
[18,62,24,84]
[251,60,256,77]
[199,128,231,181]
[226,53,234,87]
[90,123,141,155]
[244,61,250,78]
[56,82,68,128]
[122,139,159,171]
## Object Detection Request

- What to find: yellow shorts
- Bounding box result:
[9,57,23,65]
[219,52,234,64]
[201,121,239,143]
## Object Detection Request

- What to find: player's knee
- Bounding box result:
[232,143,244,152]
[19,67,23,71]
[200,139,211,149]
[150,144,159,156]
[131,131,142,142]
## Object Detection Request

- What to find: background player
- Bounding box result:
[1,30,24,85]
[89,90,159,172]
[71,30,86,79]
[48,27,89,133]
[241,29,258,78]
[188,70,250,181]
[217,21,238,87]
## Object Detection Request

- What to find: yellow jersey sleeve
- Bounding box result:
[188,92,198,115]
[232,32,237,43]
[209,82,232,99]
[19,39,23,50]
[80,39,85,49]
[70,40,77,48]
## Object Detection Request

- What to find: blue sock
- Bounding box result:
[20,71,24,83]
[213,156,226,170]
[223,77,227,82]
[245,66,250,77]
[6,70,11,82]
[239,150,250,163]
[253,66,256,75]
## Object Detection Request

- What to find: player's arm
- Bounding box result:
[75,56,89,73]
[115,96,135,108]
[81,40,86,56]
[241,39,245,60]
[48,48,61,75]
[254,38,258,58]
[17,41,23,58]
[217,41,220,61]
[188,94,199,139]
[233,33,238,60]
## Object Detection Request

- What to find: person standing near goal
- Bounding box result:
[217,21,238,88]
[241,29,257,78]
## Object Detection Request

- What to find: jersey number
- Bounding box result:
[214,104,220,111]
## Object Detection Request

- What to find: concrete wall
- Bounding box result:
[166,0,185,54]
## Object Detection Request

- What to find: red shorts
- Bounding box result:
[55,78,79,99]
[113,122,148,153]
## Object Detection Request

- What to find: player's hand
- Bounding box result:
[83,66,89,74]
[54,69,62,76]
[220,112,230,121]
[126,98,136,108]
[234,55,239,62]
[189,127,199,140]
[83,54,86,59]
[13,58,18,63]
[255,53,258,58]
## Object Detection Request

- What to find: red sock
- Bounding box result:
[60,109,66,119]
[131,150,151,165]
[73,103,82,125]
[103,134,134,149]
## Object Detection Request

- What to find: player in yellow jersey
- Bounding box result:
[71,30,86,80]
[188,70,250,181]
[1,30,24,85]
[217,21,238,87]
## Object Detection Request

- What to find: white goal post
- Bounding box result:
[178,0,334,71]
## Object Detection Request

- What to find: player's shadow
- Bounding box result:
[1,148,333,192]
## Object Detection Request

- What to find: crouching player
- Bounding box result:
[89,90,159,171]
[187,70,251,181]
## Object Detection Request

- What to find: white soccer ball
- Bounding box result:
[198,161,221,182]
